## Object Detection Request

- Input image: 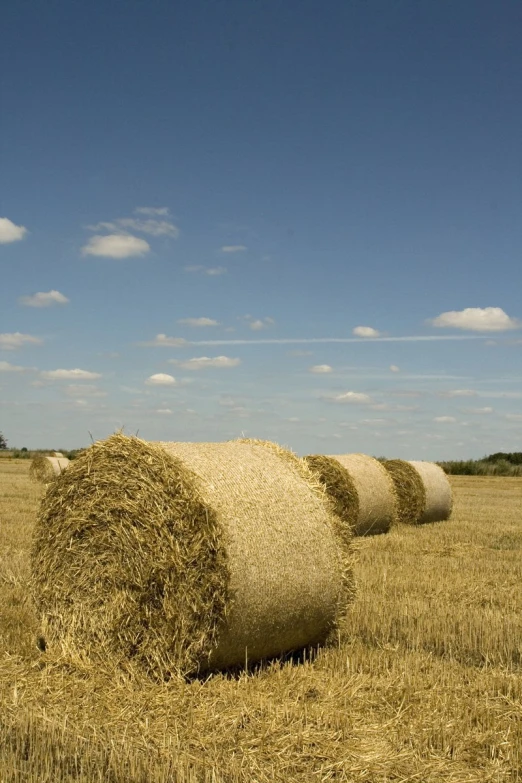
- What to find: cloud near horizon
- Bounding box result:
[41,368,102,380]
[0,333,43,350]
[309,364,333,373]
[140,334,188,347]
[328,391,373,404]
[145,373,177,386]
[221,245,247,253]
[169,356,240,370]
[177,317,220,327]
[429,307,521,332]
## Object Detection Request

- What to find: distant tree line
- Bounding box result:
[439,453,522,477]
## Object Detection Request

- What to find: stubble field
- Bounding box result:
[0,459,521,782]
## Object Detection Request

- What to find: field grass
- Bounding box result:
[0,460,521,782]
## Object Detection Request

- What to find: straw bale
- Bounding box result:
[408,460,453,523]
[31,434,353,677]
[52,452,64,458]
[382,459,426,525]
[303,455,359,531]
[29,456,70,483]
[306,453,397,536]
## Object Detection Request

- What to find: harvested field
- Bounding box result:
[1,460,521,782]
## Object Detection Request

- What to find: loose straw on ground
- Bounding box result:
[408,460,453,523]
[31,434,353,678]
[304,453,397,536]
[29,456,70,484]
[382,459,426,525]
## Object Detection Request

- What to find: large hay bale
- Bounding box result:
[29,456,70,483]
[304,453,397,536]
[52,451,64,458]
[408,460,453,523]
[31,434,353,677]
[382,459,426,525]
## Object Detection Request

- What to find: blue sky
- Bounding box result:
[1,0,521,458]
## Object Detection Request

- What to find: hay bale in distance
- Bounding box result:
[31,434,353,677]
[382,459,426,525]
[305,453,397,536]
[29,456,70,483]
[52,451,64,458]
[408,460,453,523]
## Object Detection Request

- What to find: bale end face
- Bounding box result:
[382,459,426,525]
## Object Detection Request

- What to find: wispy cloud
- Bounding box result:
[309,364,333,374]
[429,307,521,332]
[0,332,43,350]
[438,389,478,398]
[221,245,247,253]
[0,360,26,372]
[42,368,102,380]
[434,416,457,423]
[182,334,488,347]
[64,384,106,398]
[155,408,173,414]
[140,334,188,347]
[389,365,400,373]
[177,317,220,327]
[506,413,522,421]
[145,373,177,386]
[184,265,227,276]
[462,407,494,414]
[19,289,69,307]
[169,355,240,370]
[82,234,150,258]
[352,325,381,338]
[328,391,373,405]
[135,207,170,216]
[0,217,27,244]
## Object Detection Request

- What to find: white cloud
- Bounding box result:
[439,389,478,398]
[134,207,170,216]
[178,317,220,327]
[434,416,457,423]
[206,266,227,276]
[82,234,150,258]
[352,326,381,338]
[145,373,177,386]
[42,368,102,380]
[429,307,521,332]
[155,408,173,414]
[330,391,372,404]
[505,413,522,421]
[0,332,43,350]
[19,289,69,308]
[389,365,400,373]
[463,407,493,414]
[140,334,188,347]
[246,316,275,332]
[309,364,333,374]
[0,217,28,244]
[171,356,240,370]
[0,360,25,372]
[65,384,106,398]
[90,219,179,238]
[221,245,247,253]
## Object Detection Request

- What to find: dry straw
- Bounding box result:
[408,460,453,523]
[382,459,426,525]
[29,456,70,484]
[31,434,353,678]
[304,453,397,536]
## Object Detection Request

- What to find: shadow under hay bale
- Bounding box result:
[31,434,353,678]
[382,459,426,525]
[29,456,70,484]
[408,460,453,523]
[305,453,397,536]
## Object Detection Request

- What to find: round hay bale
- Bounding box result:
[52,451,64,458]
[31,433,353,677]
[303,455,359,530]
[306,453,397,536]
[408,460,453,523]
[382,459,426,525]
[29,456,70,484]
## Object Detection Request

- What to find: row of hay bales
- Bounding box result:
[30,435,451,678]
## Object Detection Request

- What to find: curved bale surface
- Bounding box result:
[29,456,70,484]
[31,434,353,677]
[303,455,359,531]
[382,459,426,525]
[408,460,453,523]
[305,453,397,536]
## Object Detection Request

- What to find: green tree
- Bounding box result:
[0,432,7,450]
